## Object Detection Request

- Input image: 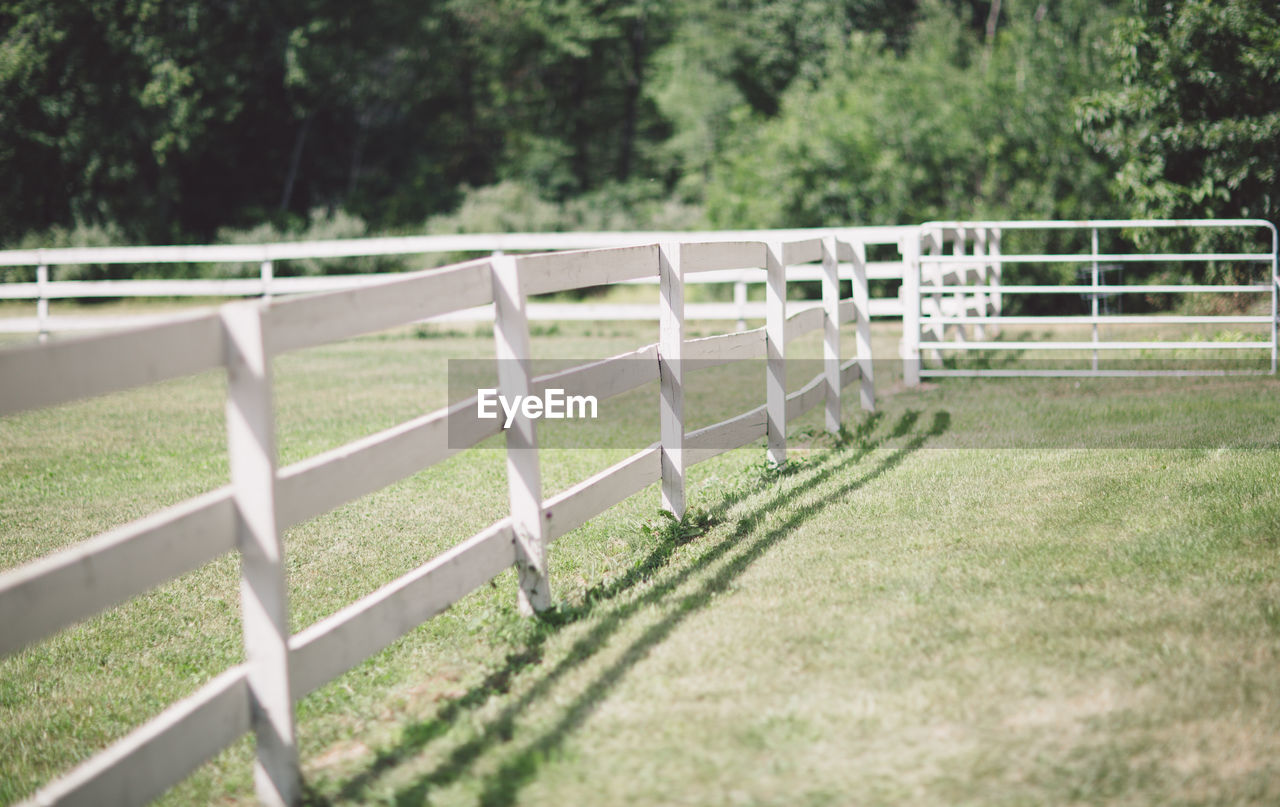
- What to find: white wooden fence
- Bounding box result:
[0,227,912,338]
[0,237,874,806]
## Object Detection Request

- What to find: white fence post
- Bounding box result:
[492,254,550,614]
[900,233,922,387]
[952,226,969,343]
[658,243,686,518]
[849,238,875,411]
[765,240,787,465]
[221,303,299,807]
[261,260,274,302]
[734,278,748,332]
[972,228,988,341]
[36,263,49,344]
[821,237,841,435]
[990,227,1003,335]
[924,228,944,361]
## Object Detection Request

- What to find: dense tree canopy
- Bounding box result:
[0,0,1274,248]
[1078,0,1280,233]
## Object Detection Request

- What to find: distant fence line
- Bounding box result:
[0,235,875,806]
[0,227,916,338]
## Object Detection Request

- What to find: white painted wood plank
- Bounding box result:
[786,372,826,421]
[275,396,501,529]
[544,448,662,541]
[840,358,863,390]
[900,234,922,387]
[782,238,822,265]
[926,340,1274,351]
[0,310,223,416]
[821,237,841,434]
[765,242,787,465]
[658,243,686,518]
[265,259,492,354]
[681,241,767,274]
[531,343,659,403]
[221,304,298,806]
[289,520,516,697]
[685,404,767,466]
[492,255,550,615]
[870,298,902,317]
[0,226,917,268]
[784,305,824,344]
[838,299,857,324]
[22,667,250,807]
[0,489,236,658]
[517,244,658,297]
[849,238,875,411]
[681,328,766,365]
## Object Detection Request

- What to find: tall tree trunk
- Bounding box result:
[280,112,314,214]
[346,113,369,202]
[981,0,1002,72]
[616,12,646,182]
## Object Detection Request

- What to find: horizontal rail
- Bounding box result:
[518,245,658,296]
[0,311,224,416]
[785,306,825,343]
[22,667,250,807]
[919,284,1272,294]
[0,489,237,657]
[923,253,1273,265]
[685,405,767,465]
[682,328,766,365]
[0,261,907,302]
[921,368,1271,378]
[785,372,826,421]
[781,239,822,265]
[0,227,916,267]
[289,520,516,698]
[930,315,1273,325]
[544,447,662,541]
[922,218,1276,231]
[928,341,1271,351]
[681,241,767,273]
[531,344,659,402]
[840,358,863,389]
[275,396,500,529]
[265,259,493,354]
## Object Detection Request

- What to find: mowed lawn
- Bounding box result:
[2,318,1279,806]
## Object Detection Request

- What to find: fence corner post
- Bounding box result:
[848,237,875,411]
[658,242,686,519]
[765,240,787,465]
[900,233,922,388]
[491,254,550,615]
[821,237,841,434]
[221,302,299,807]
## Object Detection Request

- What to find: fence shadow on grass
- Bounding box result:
[311,407,948,806]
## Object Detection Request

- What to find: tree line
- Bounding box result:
[1,0,1276,255]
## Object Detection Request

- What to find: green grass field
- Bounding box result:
[2,318,1279,806]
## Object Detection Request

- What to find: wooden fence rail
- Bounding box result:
[0,227,912,338]
[0,238,874,807]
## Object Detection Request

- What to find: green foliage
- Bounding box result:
[640,507,717,546]
[213,208,406,277]
[704,1,1121,229]
[1078,0,1280,236]
[2,0,1272,265]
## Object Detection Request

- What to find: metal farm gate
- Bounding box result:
[898,219,1279,383]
